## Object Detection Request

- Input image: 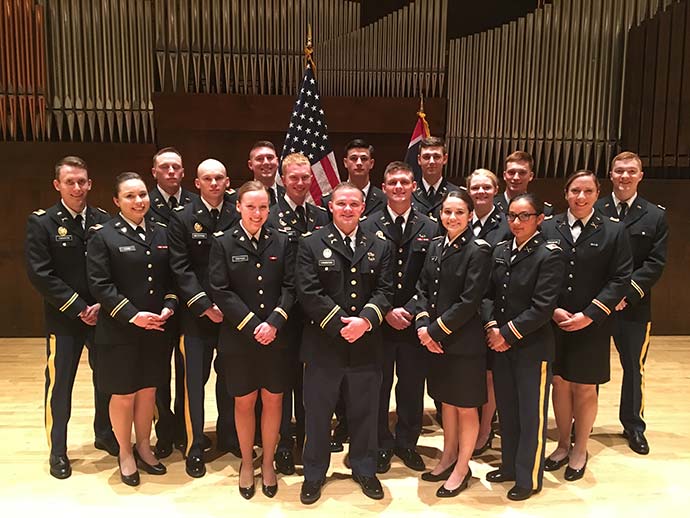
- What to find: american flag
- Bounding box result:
[404,107,431,183]
[280,60,339,206]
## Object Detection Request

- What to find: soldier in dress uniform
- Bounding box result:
[466,168,512,457]
[411,136,460,221]
[209,181,296,499]
[541,170,632,482]
[360,161,436,475]
[227,141,284,206]
[321,139,385,217]
[494,151,554,216]
[481,193,565,501]
[594,151,668,455]
[87,172,178,487]
[266,153,329,475]
[168,158,240,478]
[297,182,394,505]
[25,156,118,479]
[146,147,198,458]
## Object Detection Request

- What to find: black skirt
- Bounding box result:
[553,324,611,385]
[221,344,289,397]
[427,352,487,408]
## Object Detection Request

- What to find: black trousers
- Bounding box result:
[493,353,551,491]
[303,363,381,481]
[277,352,305,454]
[377,337,428,451]
[612,318,652,433]
[155,336,184,445]
[179,334,236,457]
[44,332,112,456]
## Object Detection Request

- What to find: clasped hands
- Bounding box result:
[132,307,174,331]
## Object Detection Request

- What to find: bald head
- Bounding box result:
[195,158,229,206]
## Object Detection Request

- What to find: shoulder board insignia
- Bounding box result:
[496,240,509,246]
[429,215,438,222]
[213,231,224,237]
[277,228,289,234]
[173,205,184,211]
[226,188,236,194]
[156,221,167,227]
[359,215,368,221]
[96,207,108,214]
[544,215,553,220]
[89,224,104,231]
[302,231,313,237]
[474,239,491,247]
[33,208,46,216]
[432,235,443,241]
[609,216,620,222]
[316,205,327,211]
[545,243,562,251]
[544,201,553,206]
[657,204,666,210]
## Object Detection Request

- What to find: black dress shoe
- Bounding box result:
[352,473,384,500]
[486,468,515,483]
[94,436,120,457]
[262,482,278,498]
[300,479,323,505]
[624,430,650,455]
[507,484,539,501]
[394,447,426,471]
[564,455,588,481]
[421,461,456,482]
[185,455,206,478]
[472,430,494,457]
[49,454,72,480]
[239,483,256,500]
[134,448,167,475]
[377,449,393,474]
[275,450,296,475]
[117,458,140,487]
[436,468,472,498]
[154,441,173,459]
[543,455,569,471]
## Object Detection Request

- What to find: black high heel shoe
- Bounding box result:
[436,468,472,498]
[134,448,167,475]
[564,453,588,481]
[421,461,457,482]
[118,456,140,487]
[261,466,278,498]
[238,463,256,500]
[473,430,494,456]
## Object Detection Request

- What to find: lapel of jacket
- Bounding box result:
[401,208,427,246]
[555,214,575,246]
[256,226,273,255]
[624,197,647,227]
[351,228,373,266]
[374,210,397,241]
[511,233,543,266]
[365,187,383,215]
[216,194,238,232]
[478,209,502,239]
[113,215,148,246]
[441,229,471,261]
[597,195,618,219]
[149,189,171,221]
[322,224,351,261]
[577,213,604,245]
[231,226,259,256]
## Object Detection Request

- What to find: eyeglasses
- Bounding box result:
[506,212,538,222]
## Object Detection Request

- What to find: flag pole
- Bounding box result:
[305,23,316,77]
[418,93,430,137]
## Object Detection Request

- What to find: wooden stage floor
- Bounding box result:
[1,336,689,517]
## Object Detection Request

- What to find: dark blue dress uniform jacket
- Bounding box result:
[86,216,179,344]
[147,188,198,225]
[481,234,566,361]
[296,223,394,368]
[25,203,111,334]
[411,178,460,220]
[594,195,668,322]
[168,193,239,336]
[476,208,512,246]
[321,185,386,217]
[209,224,296,354]
[415,229,492,356]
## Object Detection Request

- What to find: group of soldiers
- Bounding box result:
[26,136,667,503]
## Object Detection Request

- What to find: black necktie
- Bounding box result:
[210,208,220,230]
[136,226,146,241]
[427,186,435,200]
[169,195,178,209]
[250,237,259,250]
[394,216,404,242]
[510,247,518,263]
[472,219,482,236]
[269,189,277,206]
[74,214,84,230]
[571,219,583,242]
[344,235,353,257]
[295,205,306,228]
[619,202,628,219]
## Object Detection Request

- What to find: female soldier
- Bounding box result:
[209,181,295,499]
[466,169,511,456]
[481,193,565,500]
[416,190,492,497]
[87,172,176,486]
[541,171,632,481]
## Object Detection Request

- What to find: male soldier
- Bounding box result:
[494,151,554,215]
[361,162,437,474]
[26,156,117,479]
[297,183,393,504]
[168,159,241,477]
[266,153,329,475]
[412,136,460,220]
[245,141,284,206]
[321,139,385,217]
[595,151,668,455]
[147,147,198,458]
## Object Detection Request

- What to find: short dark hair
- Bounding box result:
[509,192,544,215]
[330,181,365,202]
[564,170,600,192]
[114,172,143,197]
[504,150,534,171]
[55,156,88,179]
[611,151,642,170]
[442,189,474,212]
[344,139,374,157]
[419,136,447,154]
[152,146,182,167]
[237,180,269,202]
[383,161,414,181]
[249,141,277,159]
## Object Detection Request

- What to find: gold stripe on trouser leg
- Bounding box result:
[639,322,652,417]
[45,334,57,449]
[531,361,548,488]
[180,335,194,457]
